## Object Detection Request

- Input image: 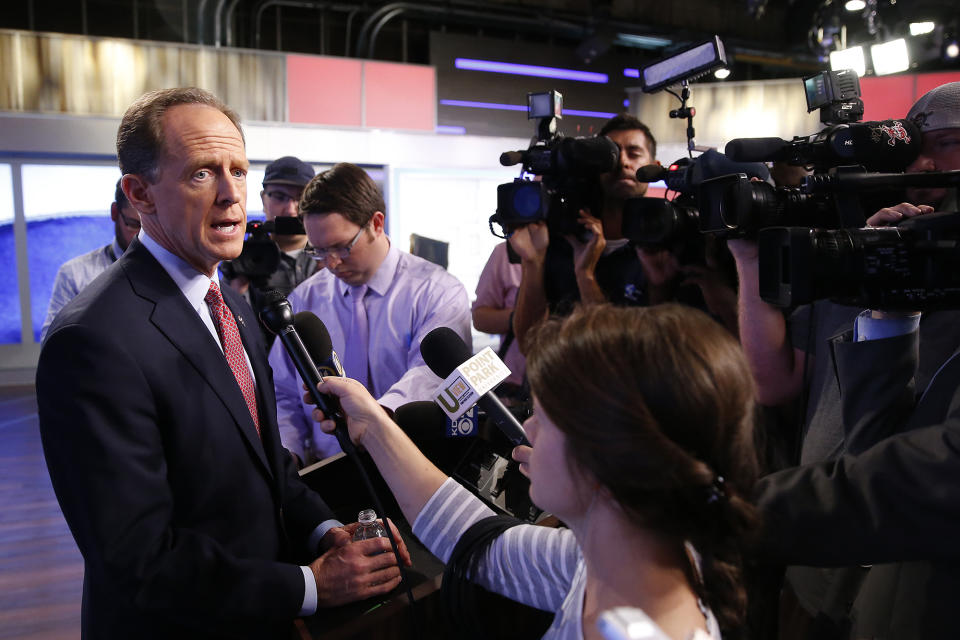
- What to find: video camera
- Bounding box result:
[490,90,619,239]
[615,37,771,248]
[758,170,960,309]
[696,68,922,239]
[222,216,306,283]
[624,150,770,246]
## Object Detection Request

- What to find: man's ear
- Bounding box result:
[122,174,156,215]
[370,211,385,235]
[109,202,120,222]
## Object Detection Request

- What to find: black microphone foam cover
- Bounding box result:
[294,311,334,364]
[500,151,525,167]
[845,119,922,172]
[420,327,472,379]
[394,401,448,441]
[636,163,667,183]
[724,137,789,162]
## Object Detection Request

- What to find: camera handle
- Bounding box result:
[668,81,698,157]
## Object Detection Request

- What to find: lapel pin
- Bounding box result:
[236,315,246,328]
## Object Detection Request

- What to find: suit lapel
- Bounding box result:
[121,241,273,478]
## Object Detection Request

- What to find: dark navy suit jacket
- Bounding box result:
[38,238,335,638]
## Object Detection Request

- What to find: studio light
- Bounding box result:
[947,42,960,59]
[830,46,866,78]
[714,68,731,79]
[909,22,936,36]
[844,0,865,11]
[871,38,909,75]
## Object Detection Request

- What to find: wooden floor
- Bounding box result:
[0,385,83,639]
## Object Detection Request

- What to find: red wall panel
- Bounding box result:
[861,76,917,121]
[363,61,436,131]
[287,55,363,126]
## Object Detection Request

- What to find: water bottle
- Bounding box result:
[352,509,388,542]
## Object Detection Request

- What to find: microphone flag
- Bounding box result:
[432,347,511,421]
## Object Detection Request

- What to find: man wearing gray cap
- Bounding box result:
[754,82,960,639]
[870,81,960,223]
[224,156,318,329]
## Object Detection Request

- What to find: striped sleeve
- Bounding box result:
[413,478,580,612]
[413,477,497,563]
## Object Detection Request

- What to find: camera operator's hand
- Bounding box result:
[681,263,738,336]
[564,209,607,305]
[508,221,550,265]
[636,247,680,304]
[867,203,934,227]
[565,209,606,278]
[726,238,759,264]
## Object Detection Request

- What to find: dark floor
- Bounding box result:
[0,385,83,639]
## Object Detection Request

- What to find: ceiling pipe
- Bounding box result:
[197,0,210,44]
[253,0,359,49]
[214,0,228,46]
[225,0,242,47]
[355,2,585,59]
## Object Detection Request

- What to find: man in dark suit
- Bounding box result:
[756,82,960,639]
[37,87,408,638]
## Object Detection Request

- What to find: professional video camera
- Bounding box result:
[619,37,769,247]
[222,216,306,283]
[698,69,922,238]
[490,90,619,239]
[758,170,960,309]
[624,150,770,245]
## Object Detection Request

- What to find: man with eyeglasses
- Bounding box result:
[223,156,318,331]
[267,162,472,466]
[41,178,141,340]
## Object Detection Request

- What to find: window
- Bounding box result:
[0,164,18,344]
[23,164,123,342]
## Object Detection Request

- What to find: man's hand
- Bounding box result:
[726,237,759,264]
[681,263,738,334]
[636,246,680,288]
[867,203,934,227]
[309,519,412,607]
[564,209,606,279]
[508,221,549,264]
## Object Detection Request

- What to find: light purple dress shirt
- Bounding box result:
[269,240,472,461]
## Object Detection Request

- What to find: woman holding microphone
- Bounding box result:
[312,303,759,640]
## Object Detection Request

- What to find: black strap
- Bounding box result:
[496,312,515,362]
[441,515,524,639]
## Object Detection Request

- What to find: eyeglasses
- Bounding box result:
[304,226,365,262]
[265,190,298,206]
[117,209,141,231]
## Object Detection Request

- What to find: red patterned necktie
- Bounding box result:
[205,281,261,436]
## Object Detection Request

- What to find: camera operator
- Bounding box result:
[511,114,729,349]
[223,156,317,321]
[731,81,960,636]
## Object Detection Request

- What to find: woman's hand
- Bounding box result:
[306,377,392,447]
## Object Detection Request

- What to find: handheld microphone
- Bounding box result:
[725,119,921,172]
[258,294,354,455]
[420,327,531,447]
[394,401,479,440]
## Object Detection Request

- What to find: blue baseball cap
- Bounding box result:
[263,156,315,188]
